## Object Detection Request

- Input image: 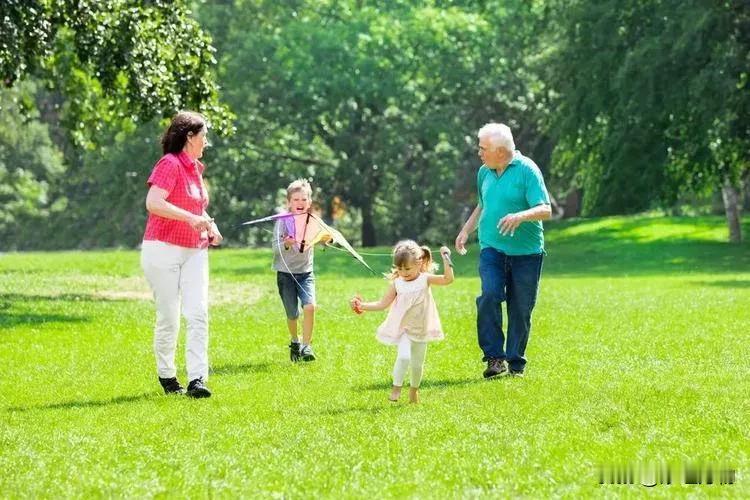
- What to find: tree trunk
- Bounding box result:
[360,198,377,247]
[563,189,582,218]
[721,179,742,243]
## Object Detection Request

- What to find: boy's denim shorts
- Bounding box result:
[276,271,316,319]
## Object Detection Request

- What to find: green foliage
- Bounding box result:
[0,83,65,249]
[199,0,547,246]
[0,0,233,141]
[1,216,749,496]
[543,0,749,215]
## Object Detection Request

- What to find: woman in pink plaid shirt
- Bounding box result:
[140,111,222,399]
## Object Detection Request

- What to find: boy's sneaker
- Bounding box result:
[509,369,525,378]
[300,344,316,362]
[158,377,185,395]
[483,358,508,379]
[186,377,212,399]
[289,342,301,362]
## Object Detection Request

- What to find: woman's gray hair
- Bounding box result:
[477,123,515,152]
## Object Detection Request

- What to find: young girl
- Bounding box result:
[349,240,454,403]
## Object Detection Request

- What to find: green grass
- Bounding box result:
[1,215,749,497]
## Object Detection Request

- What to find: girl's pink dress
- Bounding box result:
[376,273,445,345]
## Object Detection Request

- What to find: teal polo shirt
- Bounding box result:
[477,151,550,255]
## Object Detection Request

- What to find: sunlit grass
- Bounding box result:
[1,215,749,496]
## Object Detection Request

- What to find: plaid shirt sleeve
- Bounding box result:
[147,156,178,193]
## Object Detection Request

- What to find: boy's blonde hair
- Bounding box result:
[287,179,312,200]
[388,239,437,279]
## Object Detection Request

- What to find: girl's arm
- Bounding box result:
[351,283,397,313]
[427,246,455,286]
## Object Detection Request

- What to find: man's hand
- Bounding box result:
[454,231,468,255]
[498,213,524,236]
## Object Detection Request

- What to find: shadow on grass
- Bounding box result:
[304,404,397,417]
[694,280,750,288]
[210,362,275,376]
[0,293,131,303]
[356,377,483,392]
[6,392,158,413]
[540,216,750,277]
[0,312,88,329]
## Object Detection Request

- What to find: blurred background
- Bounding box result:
[1,0,747,250]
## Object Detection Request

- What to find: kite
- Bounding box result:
[240,211,376,274]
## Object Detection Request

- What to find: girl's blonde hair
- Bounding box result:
[388,239,437,279]
[287,179,312,199]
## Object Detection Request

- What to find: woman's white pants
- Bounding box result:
[141,240,209,382]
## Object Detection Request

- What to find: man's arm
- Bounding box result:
[455,205,482,254]
[498,204,552,236]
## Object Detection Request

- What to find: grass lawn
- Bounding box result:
[1,215,749,497]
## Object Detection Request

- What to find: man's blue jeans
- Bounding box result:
[476,247,543,372]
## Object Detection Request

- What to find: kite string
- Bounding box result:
[268,223,356,322]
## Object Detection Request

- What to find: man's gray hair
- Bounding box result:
[478,123,515,152]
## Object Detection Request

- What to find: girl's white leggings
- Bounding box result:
[141,240,209,382]
[392,335,428,388]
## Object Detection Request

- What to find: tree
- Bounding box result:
[543,0,748,241]
[1,0,232,141]
[198,0,545,246]
[0,82,65,249]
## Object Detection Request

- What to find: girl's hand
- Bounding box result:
[440,246,454,268]
[350,295,363,314]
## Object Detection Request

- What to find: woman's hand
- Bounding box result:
[208,222,223,246]
[188,214,213,232]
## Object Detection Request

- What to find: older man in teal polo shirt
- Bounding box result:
[455,123,551,378]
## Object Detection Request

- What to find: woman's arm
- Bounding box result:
[145,186,211,231]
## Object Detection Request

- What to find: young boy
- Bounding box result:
[273,179,327,362]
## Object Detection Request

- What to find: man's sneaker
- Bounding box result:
[483,358,508,379]
[300,344,316,362]
[289,342,301,362]
[186,377,212,398]
[509,369,525,378]
[158,377,185,395]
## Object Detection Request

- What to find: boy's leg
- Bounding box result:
[301,303,315,345]
[297,273,317,361]
[297,272,316,345]
[277,272,301,361]
[286,318,299,342]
